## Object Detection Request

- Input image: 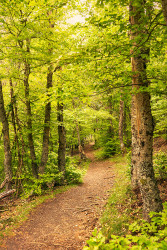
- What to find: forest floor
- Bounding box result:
[1,138,167,250]
[0,145,116,250]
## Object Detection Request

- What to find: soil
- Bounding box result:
[1,138,167,250]
[0,146,115,250]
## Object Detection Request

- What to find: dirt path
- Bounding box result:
[1,147,115,250]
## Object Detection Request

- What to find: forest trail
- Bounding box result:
[1,146,115,250]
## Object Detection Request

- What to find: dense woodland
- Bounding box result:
[0,0,167,248]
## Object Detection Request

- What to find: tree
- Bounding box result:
[23,38,38,178]
[38,11,54,175]
[0,81,12,190]
[119,96,126,154]
[129,0,162,219]
[38,66,53,175]
[57,80,66,182]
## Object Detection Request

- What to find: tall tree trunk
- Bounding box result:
[24,39,38,178]
[0,81,12,190]
[162,0,167,25]
[10,79,24,194]
[38,67,53,175]
[10,80,22,169]
[129,1,162,219]
[39,12,55,175]
[57,100,66,180]
[119,97,126,154]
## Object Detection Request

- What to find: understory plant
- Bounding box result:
[84,202,167,249]
[95,138,121,160]
[153,151,167,179]
[13,153,85,198]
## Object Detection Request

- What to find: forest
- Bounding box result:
[0,0,167,249]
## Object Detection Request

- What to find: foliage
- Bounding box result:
[65,165,83,184]
[13,153,85,198]
[95,138,120,159]
[152,95,167,138]
[102,139,120,158]
[65,155,85,184]
[21,173,63,198]
[84,202,167,250]
[95,127,121,159]
[153,151,167,179]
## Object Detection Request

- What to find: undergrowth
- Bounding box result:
[13,154,89,198]
[84,203,167,249]
[84,153,167,250]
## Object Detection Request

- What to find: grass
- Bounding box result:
[99,154,142,238]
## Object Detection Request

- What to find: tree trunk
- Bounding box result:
[38,11,55,175]
[57,100,66,180]
[38,67,53,175]
[119,98,126,154]
[0,81,12,190]
[162,0,167,25]
[10,80,22,171]
[23,39,38,178]
[107,98,115,137]
[129,1,162,219]
[76,121,86,160]
[10,79,24,194]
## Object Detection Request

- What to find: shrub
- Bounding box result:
[65,155,84,184]
[19,171,63,198]
[153,151,167,179]
[95,139,120,160]
[84,202,167,250]
[103,139,120,157]
[65,165,82,184]
[13,152,86,198]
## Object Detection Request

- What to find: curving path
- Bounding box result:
[1,146,115,250]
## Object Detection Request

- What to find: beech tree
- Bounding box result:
[57,76,66,180]
[119,97,126,154]
[129,0,162,219]
[0,81,12,190]
[84,0,165,218]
